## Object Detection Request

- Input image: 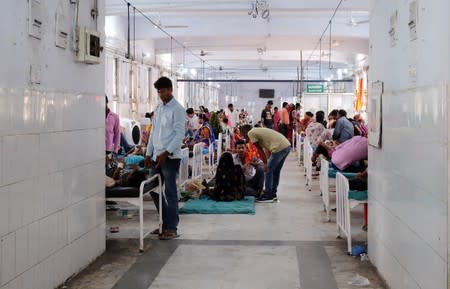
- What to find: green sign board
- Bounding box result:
[307,84,325,93]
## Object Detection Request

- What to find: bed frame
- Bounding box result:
[106,174,163,252]
[296,133,303,165]
[304,139,313,191]
[291,129,296,151]
[178,148,190,194]
[217,133,223,160]
[336,172,368,254]
[207,142,215,176]
[320,158,335,222]
[191,143,204,180]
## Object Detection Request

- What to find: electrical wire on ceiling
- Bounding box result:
[121,0,215,78]
[305,0,344,72]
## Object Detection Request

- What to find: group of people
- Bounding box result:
[258,100,302,140]
[182,100,292,204]
[301,109,369,199]
[105,77,369,240]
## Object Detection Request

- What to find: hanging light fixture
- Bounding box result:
[248,0,270,20]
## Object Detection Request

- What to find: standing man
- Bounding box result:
[225,103,239,128]
[105,95,120,155]
[144,77,185,240]
[279,102,290,138]
[261,100,274,129]
[241,125,291,203]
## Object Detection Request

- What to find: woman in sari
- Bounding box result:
[195,114,217,150]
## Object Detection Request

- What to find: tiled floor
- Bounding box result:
[65,153,387,289]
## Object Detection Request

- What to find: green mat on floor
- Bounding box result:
[180,196,256,215]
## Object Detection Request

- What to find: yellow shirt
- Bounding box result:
[248,128,290,153]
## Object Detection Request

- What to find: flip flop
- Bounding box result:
[159,231,180,240]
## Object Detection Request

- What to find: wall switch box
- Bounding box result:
[389,10,398,47]
[409,1,418,41]
[30,65,41,84]
[28,0,43,39]
[55,13,68,49]
[77,28,102,64]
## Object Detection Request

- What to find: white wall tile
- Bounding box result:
[27,222,39,269]
[38,133,64,175]
[1,233,16,286]
[21,267,35,289]
[0,138,3,186]
[6,277,21,289]
[63,94,103,131]
[34,259,49,289]
[9,89,39,135]
[0,88,12,137]
[2,135,39,185]
[66,162,104,206]
[0,186,10,238]
[369,1,450,287]
[15,227,28,276]
[68,197,97,243]
[95,193,106,227]
[38,91,64,133]
[40,172,65,216]
[56,210,69,250]
[8,180,34,232]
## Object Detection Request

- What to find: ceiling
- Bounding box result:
[105,0,370,80]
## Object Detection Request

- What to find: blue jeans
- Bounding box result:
[150,158,181,232]
[264,146,291,198]
[185,128,194,138]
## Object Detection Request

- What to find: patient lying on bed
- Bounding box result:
[106,155,148,188]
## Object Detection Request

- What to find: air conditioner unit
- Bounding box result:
[77,28,102,64]
[120,118,141,146]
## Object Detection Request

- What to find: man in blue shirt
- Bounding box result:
[332,109,354,144]
[144,77,186,240]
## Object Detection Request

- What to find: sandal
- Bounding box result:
[109,226,120,233]
[151,228,161,235]
[159,230,180,240]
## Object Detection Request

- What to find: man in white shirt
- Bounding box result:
[225,103,240,128]
[144,77,185,240]
[185,108,198,137]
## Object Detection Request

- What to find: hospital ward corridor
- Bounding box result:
[65,153,384,289]
[1,0,450,289]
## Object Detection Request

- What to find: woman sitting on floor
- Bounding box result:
[211,152,246,202]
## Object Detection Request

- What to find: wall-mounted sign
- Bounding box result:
[307,84,324,93]
[368,81,383,148]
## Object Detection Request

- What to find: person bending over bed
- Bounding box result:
[331,136,368,173]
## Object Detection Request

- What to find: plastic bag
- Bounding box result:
[348,274,370,287]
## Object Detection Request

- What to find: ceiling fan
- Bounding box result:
[200,50,211,57]
[163,25,189,29]
[347,17,369,26]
